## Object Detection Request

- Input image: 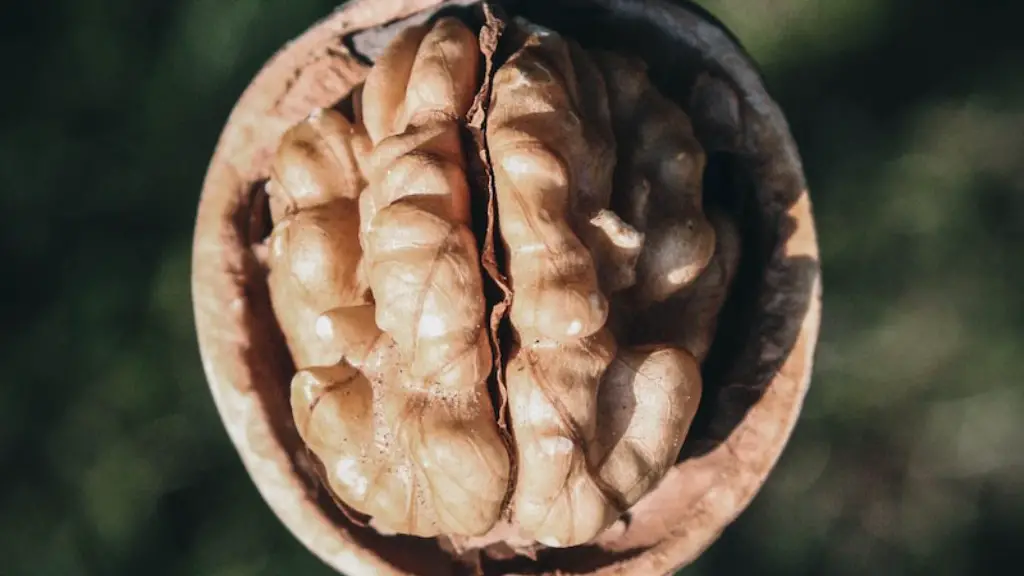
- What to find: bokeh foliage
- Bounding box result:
[1,1,1022,574]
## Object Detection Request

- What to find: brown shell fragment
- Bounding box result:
[191,1,822,575]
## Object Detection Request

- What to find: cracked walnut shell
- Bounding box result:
[191,1,822,575]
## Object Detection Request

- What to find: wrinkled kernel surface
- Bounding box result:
[265,15,739,548]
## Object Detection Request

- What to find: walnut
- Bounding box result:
[276,20,510,538]
[192,1,822,574]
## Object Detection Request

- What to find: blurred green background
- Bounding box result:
[2,0,1022,574]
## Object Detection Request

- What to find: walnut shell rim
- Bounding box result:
[190,1,822,575]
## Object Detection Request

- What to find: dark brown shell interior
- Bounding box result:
[190,1,822,574]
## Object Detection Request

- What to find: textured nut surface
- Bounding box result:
[489,28,704,547]
[277,19,510,538]
[265,15,726,547]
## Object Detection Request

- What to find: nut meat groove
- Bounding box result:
[264,14,739,549]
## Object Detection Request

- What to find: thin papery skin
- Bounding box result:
[592,52,716,307]
[287,17,511,538]
[487,29,613,547]
[488,28,702,548]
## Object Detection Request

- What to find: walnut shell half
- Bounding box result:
[190,1,822,575]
